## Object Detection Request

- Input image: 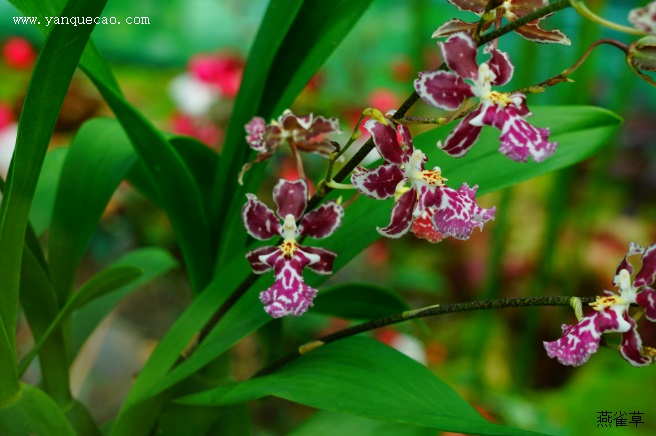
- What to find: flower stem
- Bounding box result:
[257,295,599,376]
[569,0,648,37]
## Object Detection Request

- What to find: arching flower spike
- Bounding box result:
[351,118,495,241]
[414,33,557,163]
[242,179,344,318]
[544,242,656,367]
[433,0,570,45]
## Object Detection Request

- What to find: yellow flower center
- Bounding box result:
[590,295,626,311]
[487,90,515,107]
[420,169,446,186]
[279,240,298,258]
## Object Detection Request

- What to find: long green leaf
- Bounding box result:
[0,0,107,401]
[30,148,67,237]
[177,337,540,435]
[48,118,138,303]
[0,384,74,436]
[291,410,433,436]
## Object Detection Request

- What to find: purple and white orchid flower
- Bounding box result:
[351,118,495,240]
[242,179,343,318]
[433,0,570,45]
[414,33,557,163]
[544,242,656,367]
[240,110,341,183]
[629,1,656,35]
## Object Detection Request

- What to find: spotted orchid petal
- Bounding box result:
[245,117,267,152]
[615,242,644,277]
[635,243,656,288]
[415,184,442,217]
[619,314,653,367]
[351,164,405,200]
[486,47,514,87]
[245,246,279,274]
[636,287,656,321]
[514,23,571,45]
[258,250,319,318]
[414,71,474,111]
[473,101,556,163]
[629,2,656,34]
[544,306,631,367]
[299,201,344,239]
[301,246,337,275]
[242,193,282,240]
[398,124,414,156]
[411,209,444,243]
[432,18,482,39]
[447,0,487,15]
[273,179,308,221]
[438,109,484,158]
[439,32,479,81]
[364,119,405,165]
[505,0,548,16]
[432,183,495,240]
[377,188,416,238]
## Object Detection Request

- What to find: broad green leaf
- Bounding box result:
[313,283,410,320]
[0,0,108,400]
[177,337,540,435]
[48,118,138,302]
[415,106,622,193]
[212,0,374,269]
[0,384,74,436]
[30,147,67,236]
[70,247,178,360]
[291,410,433,436]
[19,265,143,375]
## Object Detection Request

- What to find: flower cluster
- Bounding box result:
[432,0,570,45]
[415,33,557,163]
[544,243,656,367]
[242,179,343,318]
[351,118,495,241]
[240,110,340,183]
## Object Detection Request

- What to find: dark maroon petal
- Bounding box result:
[431,183,495,240]
[439,109,483,157]
[637,287,656,322]
[440,33,480,81]
[305,115,341,138]
[507,0,549,18]
[514,23,571,46]
[364,119,404,165]
[280,110,311,131]
[486,47,514,87]
[619,314,652,367]
[245,246,279,274]
[398,124,414,157]
[415,184,442,215]
[614,242,644,278]
[258,252,318,318]
[351,164,405,200]
[242,193,281,240]
[378,188,416,238]
[301,246,337,275]
[447,0,487,14]
[414,71,473,111]
[273,178,308,221]
[635,243,656,288]
[432,19,480,39]
[299,201,344,239]
[544,309,623,367]
[477,103,557,163]
[411,209,444,244]
[262,124,284,152]
[245,117,267,152]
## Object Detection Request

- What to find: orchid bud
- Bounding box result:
[627,36,656,72]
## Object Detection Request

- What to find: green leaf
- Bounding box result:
[291,410,433,436]
[177,337,540,435]
[415,105,622,194]
[70,247,178,360]
[0,384,74,436]
[48,118,138,302]
[313,283,411,320]
[0,0,108,400]
[30,148,67,236]
[19,265,143,375]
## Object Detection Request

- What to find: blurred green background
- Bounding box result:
[1,0,655,435]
